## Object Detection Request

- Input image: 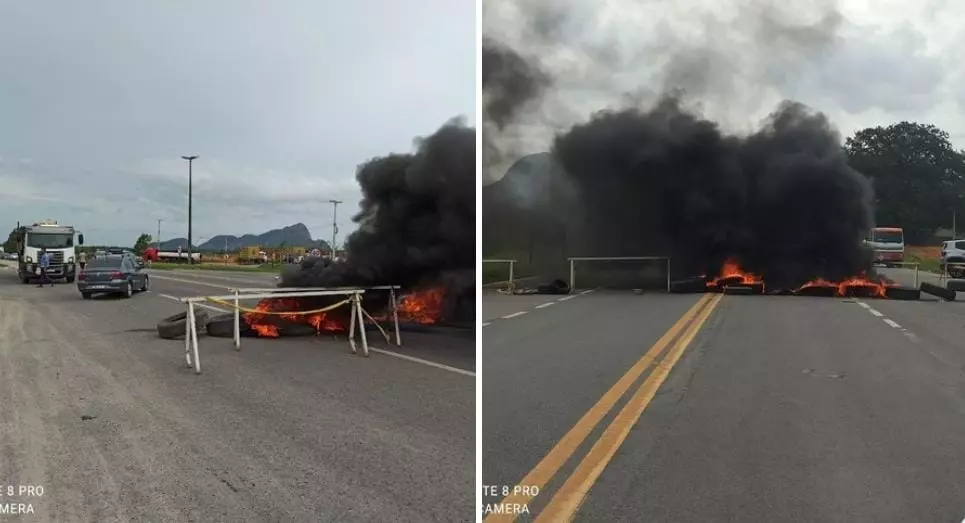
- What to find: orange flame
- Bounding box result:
[706,258,899,298]
[797,274,896,298]
[397,287,446,324]
[243,297,347,338]
[707,259,763,290]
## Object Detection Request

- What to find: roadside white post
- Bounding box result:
[189,301,202,374]
[233,288,241,350]
[508,260,515,293]
[569,259,576,292]
[389,287,401,347]
[666,257,672,293]
[915,263,920,288]
[355,293,370,357]
[348,294,358,354]
[184,303,193,368]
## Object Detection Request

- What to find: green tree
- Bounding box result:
[845,122,965,243]
[3,229,17,253]
[133,233,153,254]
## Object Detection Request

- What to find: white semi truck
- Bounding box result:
[13,220,85,284]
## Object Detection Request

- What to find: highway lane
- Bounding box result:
[483,288,965,522]
[0,266,474,522]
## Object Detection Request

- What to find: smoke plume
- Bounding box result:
[482,37,551,184]
[553,95,874,288]
[482,0,882,288]
[280,118,475,317]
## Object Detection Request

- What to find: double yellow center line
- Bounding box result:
[486,292,724,522]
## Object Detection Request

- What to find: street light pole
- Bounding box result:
[329,199,342,257]
[181,155,199,264]
[156,219,162,249]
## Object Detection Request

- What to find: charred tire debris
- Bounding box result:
[920,282,956,301]
[885,286,921,301]
[668,278,925,300]
[157,311,210,340]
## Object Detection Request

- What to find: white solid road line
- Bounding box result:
[502,311,528,319]
[368,348,474,377]
[482,322,491,327]
[157,293,229,314]
[534,302,556,309]
[150,274,235,290]
[558,295,576,302]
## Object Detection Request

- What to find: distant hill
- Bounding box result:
[157,223,331,252]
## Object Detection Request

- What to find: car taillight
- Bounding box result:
[109,271,124,279]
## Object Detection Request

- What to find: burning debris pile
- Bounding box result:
[244,119,475,337]
[694,258,904,299]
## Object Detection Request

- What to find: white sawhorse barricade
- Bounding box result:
[179,285,403,375]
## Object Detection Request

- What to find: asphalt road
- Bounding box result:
[0,265,474,522]
[482,281,965,522]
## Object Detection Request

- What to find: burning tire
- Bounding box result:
[670,278,707,294]
[920,282,956,301]
[157,311,210,340]
[206,313,252,338]
[723,284,762,295]
[946,280,965,292]
[884,286,920,301]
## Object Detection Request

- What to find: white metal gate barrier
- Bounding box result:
[179,285,403,374]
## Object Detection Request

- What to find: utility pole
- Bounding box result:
[329,199,342,257]
[156,219,162,249]
[181,155,199,264]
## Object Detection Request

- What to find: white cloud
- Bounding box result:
[0,0,474,246]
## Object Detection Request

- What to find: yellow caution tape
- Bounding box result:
[204,297,353,315]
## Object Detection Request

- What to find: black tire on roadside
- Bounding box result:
[279,323,319,337]
[670,278,708,294]
[81,292,91,300]
[920,282,955,301]
[206,313,255,338]
[157,310,211,340]
[884,286,921,301]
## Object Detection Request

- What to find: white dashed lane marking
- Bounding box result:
[484,288,598,327]
[853,298,919,343]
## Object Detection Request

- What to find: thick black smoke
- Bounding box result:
[279,118,475,318]
[482,37,551,184]
[552,95,875,289]
[482,37,550,129]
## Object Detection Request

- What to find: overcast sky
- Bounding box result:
[0,1,475,247]
[483,0,965,179]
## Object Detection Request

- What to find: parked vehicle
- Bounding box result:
[864,227,904,267]
[941,240,965,278]
[77,254,149,299]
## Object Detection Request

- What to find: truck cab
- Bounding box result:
[865,227,904,267]
[14,220,85,284]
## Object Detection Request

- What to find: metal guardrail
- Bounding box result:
[567,256,672,292]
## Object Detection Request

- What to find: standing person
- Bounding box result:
[78,250,87,271]
[37,248,52,287]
